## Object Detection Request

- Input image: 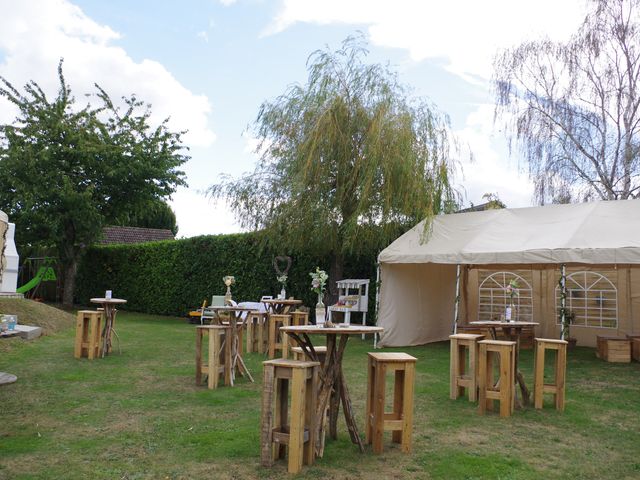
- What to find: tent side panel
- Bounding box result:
[631,267,640,335]
[378,263,457,347]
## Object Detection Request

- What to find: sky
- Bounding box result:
[0,0,590,238]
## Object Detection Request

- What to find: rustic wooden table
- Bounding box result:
[469,320,539,406]
[262,298,303,314]
[90,297,127,358]
[280,324,384,456]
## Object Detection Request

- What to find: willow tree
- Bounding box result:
[493,0,640,203]
[210,37,459,293]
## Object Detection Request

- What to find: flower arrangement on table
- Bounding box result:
[277,274,288,295]
[505,279,519,321]
[310,267,330,326]
[223,275,235,303]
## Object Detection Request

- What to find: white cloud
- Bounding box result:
[170,188,241,237]
[219,0,237,5]
[0,0,215,147]
[197,31,209,43]
[456,104,534,208]
[265,0,588,80]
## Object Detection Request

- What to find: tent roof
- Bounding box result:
[379,199,640,265]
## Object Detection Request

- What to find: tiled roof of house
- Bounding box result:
[456,201,505,213]
[99,226,175,245]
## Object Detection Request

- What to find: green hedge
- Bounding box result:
[75,232,379,318]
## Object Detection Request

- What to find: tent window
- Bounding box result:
[555,271,618,329]
[478,272,533,322]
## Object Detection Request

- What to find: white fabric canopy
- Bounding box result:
[379,199,640,265]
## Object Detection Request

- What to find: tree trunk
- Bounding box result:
[62,257,78,308]
[327,252,344,306]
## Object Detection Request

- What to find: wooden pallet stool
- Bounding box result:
[365,352,417,454]
[596,335,631,363]
[290,311,309,327]
[478,340,516,417]
[626,334,640,362]
[246,311,267,353]
[291,346,327,364]
[449,333,484,402]
[533,338,568,411]
[74,310,103,359]
[268,314,291,359]
[261,359,320,474]
[195,325,232,389]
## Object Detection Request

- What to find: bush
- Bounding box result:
[75,232,379,318]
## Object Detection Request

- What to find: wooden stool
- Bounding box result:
[596,336,631,363]
[246,311,267,353]
[626,334,640,362]
[478,340,516,417]
[195,325,232,389]
[261,359,319,474]
[292,346,327,364]
[533,338,567,411]
[268,314,291,359]
[365,352,417,454]
[74,310,103,359]
[449,333,484,402]
[290,311,309,327]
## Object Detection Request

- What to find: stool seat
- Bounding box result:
[292,346,327,363]
[74,310,103,359]
[261,359,320,474]
[478,340,516,417]
[450,333,484,402]
[534,338,567,411]
[195,325,232,389]
[365,352,416,454]
[268,314,291,359]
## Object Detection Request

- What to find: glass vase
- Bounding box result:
[315,292,326,326]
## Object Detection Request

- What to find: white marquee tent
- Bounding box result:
[377,199,640,347]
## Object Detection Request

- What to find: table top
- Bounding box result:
[90,298,127,304]
[281,324,383,335]
[204,305,255,312]
[469,321,539,327]
[263,299,303,306]
[0,330,20,338]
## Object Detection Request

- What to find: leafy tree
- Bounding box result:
[493,0,640,203]
[120,199,178,236]
[0,61,188,306]
[210,37,460,296]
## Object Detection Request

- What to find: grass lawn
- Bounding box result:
[1,311,639,479]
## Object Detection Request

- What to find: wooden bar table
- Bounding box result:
[469,320,539,406]
[280,324,384,457]
[90,297,127,358]
[262,298,303,314]
[204,305,255,386]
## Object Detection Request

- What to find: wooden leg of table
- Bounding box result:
[372,359,386,454]
[195,328,203,386]
[392,369,404,444]
[260,363,275,467]
[275,377,288,461]
[329,371,341,440]
[288,368,306,474]
[401,363,415,453]
[268,317,276,359]
[339,368,364,452]
[365,355,374,445]
[304,365,318,466]
[224,331,233,387]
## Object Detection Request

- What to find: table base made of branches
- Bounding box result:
[281,325,383,457]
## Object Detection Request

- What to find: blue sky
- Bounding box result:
[0,0,589,237]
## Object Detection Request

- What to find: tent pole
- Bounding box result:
[453,264,461,334]
[560,263,567,340]
[373,260,381,348]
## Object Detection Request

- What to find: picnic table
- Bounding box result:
[90,297,127,358]
[469,320,539,406]
[280,324,384,456]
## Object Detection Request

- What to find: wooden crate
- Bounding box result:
[627,334,640,362]
[596,336,631,363]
